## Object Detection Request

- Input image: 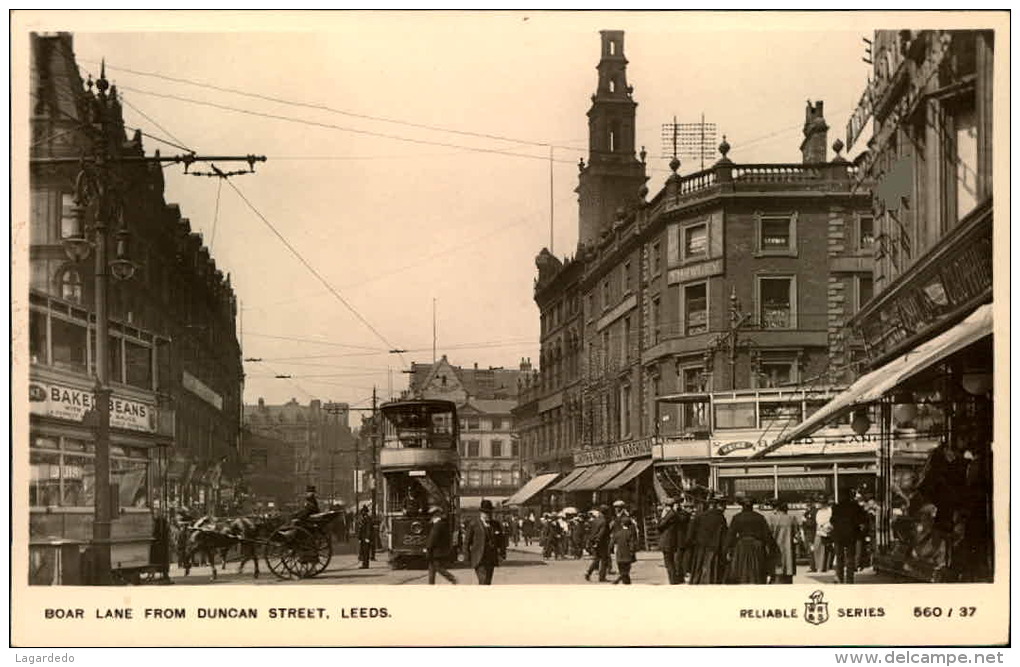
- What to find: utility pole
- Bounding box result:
[41,63,266,585]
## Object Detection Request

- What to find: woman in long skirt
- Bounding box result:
[726,497,777,584]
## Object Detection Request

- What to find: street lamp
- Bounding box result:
[61,119,137,586]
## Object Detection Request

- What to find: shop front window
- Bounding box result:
[113,457,149,508]
[775,475,830,503]
[30,451,62,506]
[60,454,96,507]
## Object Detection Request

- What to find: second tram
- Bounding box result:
[378,399,460,569]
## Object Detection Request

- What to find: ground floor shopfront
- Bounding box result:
[651,433,893,508]
[544,438,658,547]
[756,303,994,582]
[28,370,174,585]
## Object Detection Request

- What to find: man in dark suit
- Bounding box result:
[425,506,458,585]
[657,498,681,585]
[356,505,372,569]
[584,505,611,582]
[830,490,869,584]
[463,499,503,585]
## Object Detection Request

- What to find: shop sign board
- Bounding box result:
[29,381,156,433]
[574,437,653,467]
[711,430,881,459]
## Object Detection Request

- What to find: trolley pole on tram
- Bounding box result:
[371,387,378,517]
[39,62,266,584]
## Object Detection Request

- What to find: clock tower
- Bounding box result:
[576,30,648,248]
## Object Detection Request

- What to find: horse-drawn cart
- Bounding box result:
[263,510,341,579]
[180,509,343,581]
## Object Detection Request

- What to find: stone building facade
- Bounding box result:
[243,398,354,509]
[516,30,872,518]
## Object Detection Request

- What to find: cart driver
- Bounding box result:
[294,485,320,523]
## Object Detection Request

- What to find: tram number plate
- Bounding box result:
[402,535,426,547]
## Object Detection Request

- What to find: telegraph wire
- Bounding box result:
[223,177,406,367]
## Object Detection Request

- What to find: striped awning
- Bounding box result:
[569,460,631,492]
[754,303,992,458]
[502,473,560,506]
[599,458,654,491]
[549,467,588,492]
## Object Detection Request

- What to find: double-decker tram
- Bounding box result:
[378,399,460,569]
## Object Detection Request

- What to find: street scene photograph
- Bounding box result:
[17,12,1000,595]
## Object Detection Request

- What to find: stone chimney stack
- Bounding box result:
[800,100,829,163]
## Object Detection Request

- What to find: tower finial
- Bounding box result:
[96,58,109,95]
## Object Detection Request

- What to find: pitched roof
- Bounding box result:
[408,356,525,401]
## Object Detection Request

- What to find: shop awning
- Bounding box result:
[549,467,588,492]
[569,460,632,492]
[501,473,561,506]
[753,303,993,458]
[599,458,654,491]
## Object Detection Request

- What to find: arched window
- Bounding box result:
[56,266,83,304]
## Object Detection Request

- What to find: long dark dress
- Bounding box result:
[726,508,777,584]
[687,508,728,585]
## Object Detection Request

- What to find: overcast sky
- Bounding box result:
[43,12,877,410]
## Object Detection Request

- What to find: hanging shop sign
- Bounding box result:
[574,437,653,467]
[182,371,223,411]
[29,381,157,433]
[856,206,991,361]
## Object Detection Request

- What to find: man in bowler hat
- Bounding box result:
[463,499,503,584]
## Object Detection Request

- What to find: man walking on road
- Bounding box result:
[425,506,458,585]
[356,505,372,569]
[464,499,503,585]
[584,506,611,582]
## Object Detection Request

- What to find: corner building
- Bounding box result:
[518,31,871,541]
[27,33,243,583]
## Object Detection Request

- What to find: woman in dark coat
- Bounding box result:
[686,498,729,584]
[725,497,778,584]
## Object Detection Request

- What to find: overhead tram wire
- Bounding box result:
[243,332,387,351]
[119,96,195,153]
[117,85,573,165]
[83,59,554,149]
[223,178,406,368]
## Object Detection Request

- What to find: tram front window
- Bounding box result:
[385,470,457,516]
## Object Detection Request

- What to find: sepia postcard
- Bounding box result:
[9,9,1010,648]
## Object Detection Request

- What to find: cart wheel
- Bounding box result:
[265,528,296,580]
[280,526,322,579]
[308,530,332,576]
